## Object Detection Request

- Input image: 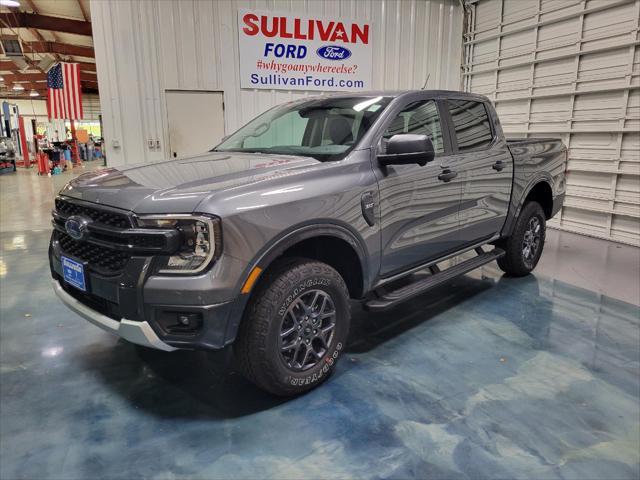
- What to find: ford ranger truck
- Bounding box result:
[50,91,566,395]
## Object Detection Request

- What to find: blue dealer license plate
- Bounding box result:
[61,256,87,292]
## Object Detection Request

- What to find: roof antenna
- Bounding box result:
[421,73,431,90]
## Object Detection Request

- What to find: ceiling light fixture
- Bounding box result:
[12,83,24,91]
[29,89,39,97]
[0,0,21,7]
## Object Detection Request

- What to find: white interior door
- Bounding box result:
[166,90,225,158]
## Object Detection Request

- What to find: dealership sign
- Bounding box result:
[237,9,372,92]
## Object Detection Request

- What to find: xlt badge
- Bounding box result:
[361,192,376,226]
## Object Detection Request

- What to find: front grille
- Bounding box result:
[90,231,166,249]
[57,231,131,275]
[128,234,166,249]
[55,197,131,228]
[54,198,170,251]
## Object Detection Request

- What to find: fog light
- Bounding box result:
[157,311,203,335]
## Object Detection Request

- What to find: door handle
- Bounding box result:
[492,160,505,171]
[438,169,458,182]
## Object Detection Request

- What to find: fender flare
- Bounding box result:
[222,220,370,344]
[502,174,554,238]
[250,221,369,281]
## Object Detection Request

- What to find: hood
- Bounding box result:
[60,151,320,213]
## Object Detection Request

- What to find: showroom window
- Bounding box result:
[447,99,493,151]
[382,100,444,154]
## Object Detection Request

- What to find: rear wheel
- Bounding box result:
[234,259,350,396]
[497,201,546,277]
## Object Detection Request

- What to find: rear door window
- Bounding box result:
[447,100,493,151]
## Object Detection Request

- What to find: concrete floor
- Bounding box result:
[1,167,639,480]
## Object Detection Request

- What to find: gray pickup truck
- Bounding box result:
[50,90,566,395]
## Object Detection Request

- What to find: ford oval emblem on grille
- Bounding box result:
[65,215,91,241]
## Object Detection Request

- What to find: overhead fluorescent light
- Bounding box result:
[12,83,24,91]
[0,0,20,7]
[29,89,39,97]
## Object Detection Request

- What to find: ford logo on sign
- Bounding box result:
[316,45,352,61]
[65,215,91,241]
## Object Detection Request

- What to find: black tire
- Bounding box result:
[234,259,351,396]
[497,201,546,277]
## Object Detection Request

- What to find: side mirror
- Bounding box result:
[377,134,435,167]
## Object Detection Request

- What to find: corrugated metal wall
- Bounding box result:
[82,94,101,121]
[464,0,640,245]
[90,0,464,167]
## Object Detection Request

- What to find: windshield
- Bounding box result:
[214,96,392,161]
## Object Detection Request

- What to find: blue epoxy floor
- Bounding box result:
[1,171,639,479]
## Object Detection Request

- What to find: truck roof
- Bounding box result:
[309,89,491,103]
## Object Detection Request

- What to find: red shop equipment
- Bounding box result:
[16,116,31,168]
[36,152,49,176]
[69,121,82,167]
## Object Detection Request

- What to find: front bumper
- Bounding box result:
[52,279,177,351]
[50,230,247,351]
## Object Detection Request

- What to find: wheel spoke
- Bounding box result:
[292,342,303,364]
[309,291,321,311]
[319,295,328,314]
[292,298,306,315]
[280,325,297,338]
[300,344,312,367]
[321,324,335,342]
[281,339,298,352]
[287,309,298,324]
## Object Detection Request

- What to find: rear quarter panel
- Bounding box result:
[503,138,567,236]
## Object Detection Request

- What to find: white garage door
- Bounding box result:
[463,0,640,245]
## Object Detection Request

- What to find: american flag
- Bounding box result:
[47,63,83,120]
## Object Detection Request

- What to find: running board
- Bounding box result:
[364,248,505,312]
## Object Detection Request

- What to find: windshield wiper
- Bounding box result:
[212,147,323,161]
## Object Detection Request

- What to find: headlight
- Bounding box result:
[136,215,221,274]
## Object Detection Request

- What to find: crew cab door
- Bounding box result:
[443,98,513,243]
[373,97,465,277]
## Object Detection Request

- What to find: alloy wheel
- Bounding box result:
[279,289,336,371]
[522,216,542,268]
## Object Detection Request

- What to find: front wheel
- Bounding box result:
[234,259,351,396]
[497,201,546,277]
